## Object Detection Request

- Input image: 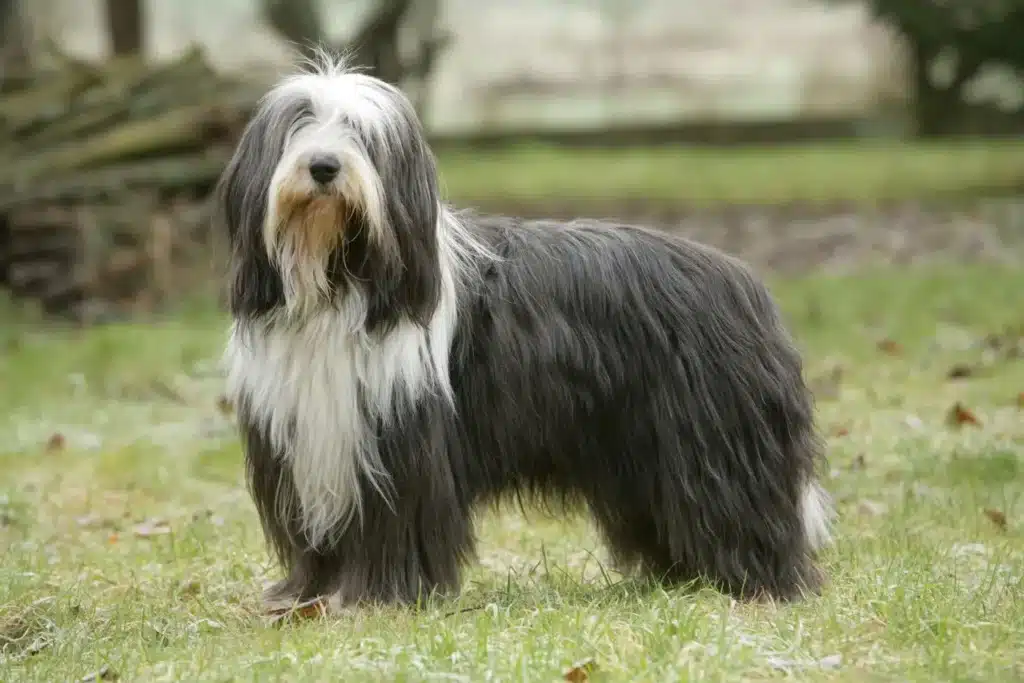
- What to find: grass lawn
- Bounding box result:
[435,139,1024,207]
[1,264,1023,682]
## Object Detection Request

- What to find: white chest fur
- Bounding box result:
[223,298,457,548]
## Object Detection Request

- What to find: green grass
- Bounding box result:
[1,265,1023,682]
[435,139,1024,206]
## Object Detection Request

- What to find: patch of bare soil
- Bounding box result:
[468,197,1024,274]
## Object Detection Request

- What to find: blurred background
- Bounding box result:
[0,0,1022,322]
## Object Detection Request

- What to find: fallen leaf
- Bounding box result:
[830,425,850,438]
[1017,392,1024,408]
[132,519,172,538]
[80,665,118,682]
[983,508,1007,531]
[265,597,329,626]
[107,533,119,544]
[877,338,902,355]
[216,395,233,416]
[563,658,599,682]
[946,402,982,428]
[946,363,975,379]
[44,433,65,453]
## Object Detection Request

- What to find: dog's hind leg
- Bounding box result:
[662,425,829,601]
[589,416,830,602]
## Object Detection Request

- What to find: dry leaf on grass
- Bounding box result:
[216,395,234,416]
[877,338,902,355]
[131,519,172,538]
[265,597,330,626]
[946,363,976,380]
[946,402,981,428]
[44,433,65,453]
[983,508,1008,531]
[563,658,599,682]
[830,425,850,438]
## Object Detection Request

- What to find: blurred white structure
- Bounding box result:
[24,0,908,134]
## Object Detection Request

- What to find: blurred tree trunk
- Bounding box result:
[909,39,985,138]
[0,0,30,87]
[263,0,326,63]
[104,0,145,56]
[403,0,444,115]
[347,0,414,85]
[261,0,451,116]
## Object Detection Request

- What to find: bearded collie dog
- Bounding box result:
[215,54,832,613]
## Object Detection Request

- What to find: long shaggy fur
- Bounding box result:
[216,53,833,610]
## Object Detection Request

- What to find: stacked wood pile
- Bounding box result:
[0,47,262,321]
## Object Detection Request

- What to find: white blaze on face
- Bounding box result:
[260,65,402,316]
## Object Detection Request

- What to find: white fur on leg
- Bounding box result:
[800,480,833,550]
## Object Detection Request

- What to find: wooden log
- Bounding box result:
[0,152,231,210]
[0,67,99,133]
[1,93,251,184]
[2,230,78,260]
[0,49,259,321]
[7,260,64,290]
[10,47,214,148]
[6,60,150,139]
[41,276,88,316]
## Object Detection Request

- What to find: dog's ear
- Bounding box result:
[363,85,444,329]
[215,93,312,317]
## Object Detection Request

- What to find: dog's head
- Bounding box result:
[217,51,442,326]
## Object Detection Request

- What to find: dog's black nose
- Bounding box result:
[309,155,341,185]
